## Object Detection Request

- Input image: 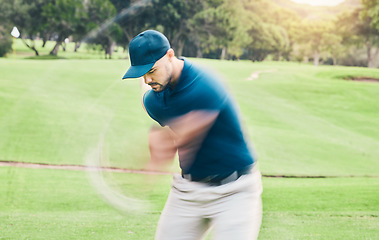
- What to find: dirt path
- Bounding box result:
[0,160,173,175]
[246,69,277,81]
[2,160,376,178]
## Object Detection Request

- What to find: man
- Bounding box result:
[122,30,263,240]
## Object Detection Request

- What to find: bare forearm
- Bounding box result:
[146,126,177,171]
[168,110,219,168]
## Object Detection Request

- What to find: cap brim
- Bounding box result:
[122,63,155,80]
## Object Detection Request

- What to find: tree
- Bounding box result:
[336,8,379,68]
[268,25,290,61]
[360,0,379,67]
[245,18,289,62]
[291,42,312,63]
[295,20,332,66]
[238,0,291,61]
[0,0,13,57]
[149,0,204,57]
[41,0,86,56]
[265,5,302,60]
[110,0,155,52]
[86,23,121,59]
[0,25,13,57]
[189,0,254,60]
[361,0,379,30]
[0,0,49,56]
[321,32,345,65]
[79,0,118,58]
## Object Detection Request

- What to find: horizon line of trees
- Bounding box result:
[0,0,379,68]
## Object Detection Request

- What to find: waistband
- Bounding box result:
[182,164,255,186]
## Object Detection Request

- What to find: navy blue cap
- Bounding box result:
[122,30,171,79]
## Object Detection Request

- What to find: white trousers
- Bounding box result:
[155,167,263,240]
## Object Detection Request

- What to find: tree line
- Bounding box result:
[0,0,378,67]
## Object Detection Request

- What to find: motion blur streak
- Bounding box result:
[82,0,153,43]
[85,134,152,214]
[81,0,154,215]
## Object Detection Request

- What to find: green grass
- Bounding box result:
[260,177,379,240]
[1,44,379,239]
[0,167,168,240]
[1,167,377,239]
[7,38,128,60]
[0,58,155,170]
[198,60,379,176]
[1,58,378,176]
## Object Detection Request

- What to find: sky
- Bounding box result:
[290,0,345,6]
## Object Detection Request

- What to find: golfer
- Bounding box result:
[122,30,263,240]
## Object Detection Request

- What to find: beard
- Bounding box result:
[149,75,172,92]
[149,64,173,92]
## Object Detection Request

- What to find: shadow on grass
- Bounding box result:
[25,54,67,60]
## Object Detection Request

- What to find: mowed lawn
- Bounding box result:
[0,57,378,239]
[0,58,378,176]
[0,167,377,239]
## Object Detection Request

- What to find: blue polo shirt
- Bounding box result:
[143,58,255,179]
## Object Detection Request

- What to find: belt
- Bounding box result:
[182,164,254,186]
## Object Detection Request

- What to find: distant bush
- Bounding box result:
[0,25,13,57]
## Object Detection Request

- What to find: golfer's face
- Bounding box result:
[143,55,172,92]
